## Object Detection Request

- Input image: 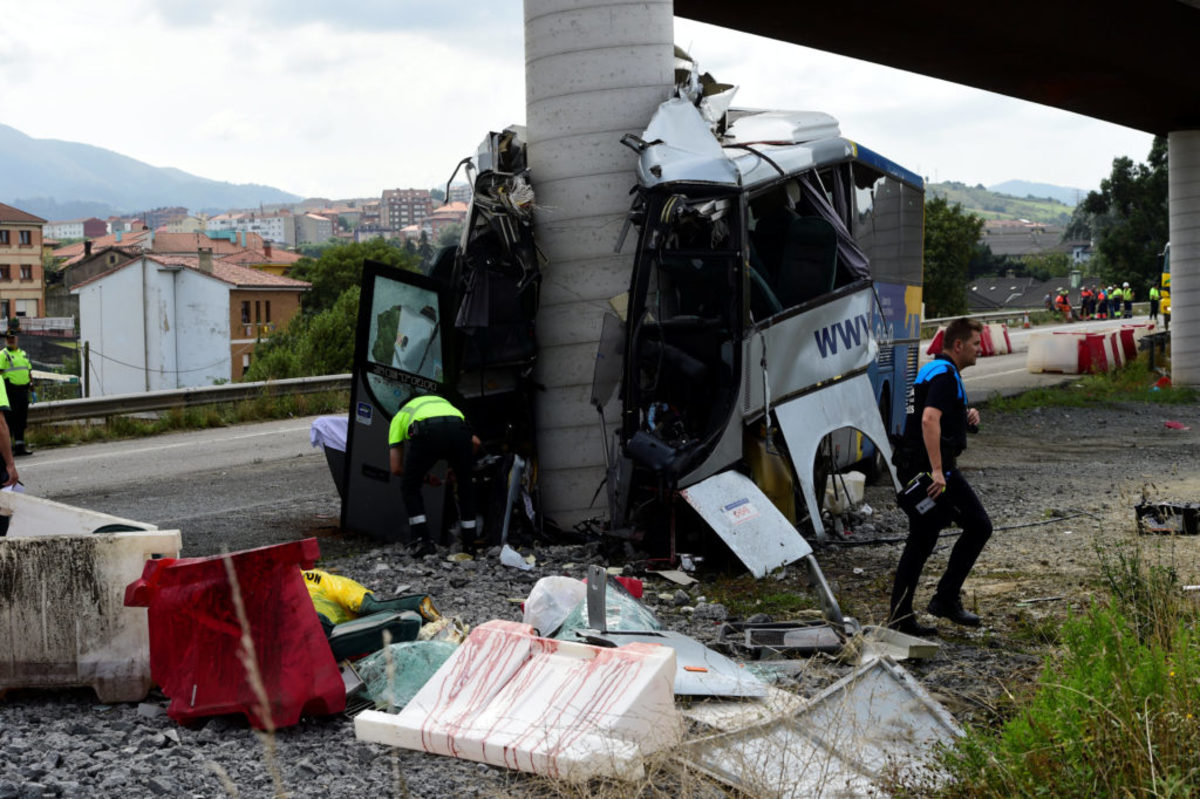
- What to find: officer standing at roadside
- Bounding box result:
[0,329,33,456]
[888,317,993,636]
[1150,283,1161,322]
[388,393,480,557]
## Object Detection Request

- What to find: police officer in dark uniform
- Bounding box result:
[388,393,480,557]
[889,317,993,636]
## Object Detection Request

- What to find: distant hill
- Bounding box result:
[0,123,301,220]
[987,180,1088,207]
[927,181,1077,226]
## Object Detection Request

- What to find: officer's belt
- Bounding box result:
[408,416,463,439]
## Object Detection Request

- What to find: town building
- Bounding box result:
[295,213,333,245]
[72,251,310,395]
[42,217,107,241]
[0,202,49,319]
[207,211,295,247]
[381,189,433,231]
[427,201,469,241]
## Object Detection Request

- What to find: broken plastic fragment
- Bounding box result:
[500,544,533,570]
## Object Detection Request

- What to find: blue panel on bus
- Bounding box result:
[851,143,924,190]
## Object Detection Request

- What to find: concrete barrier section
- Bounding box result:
[1027,331,1086,374]
[0,493,180,703]
[355,619,682,781]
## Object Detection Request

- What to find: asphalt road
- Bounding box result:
[22,415,351,559]
[932,316,1161,399]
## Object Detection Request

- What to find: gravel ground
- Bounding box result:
[3,400,1199,798]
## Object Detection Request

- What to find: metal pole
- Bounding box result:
[83,341,90,398]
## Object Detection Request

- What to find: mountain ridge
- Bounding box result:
[1,123,301,221]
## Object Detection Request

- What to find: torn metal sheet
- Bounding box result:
[679,470,812,578]
[649,568,698,586]
[774,371,899,541]
[582,629,767,698]
[859,625,940,661]
[718,620,845,657]
[679,656,963,798]
[682,685,805,732]
[1135,501,1200,535]
[635,97,741,186]
[580,565,764,698]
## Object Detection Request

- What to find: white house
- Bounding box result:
[72,251,309,396]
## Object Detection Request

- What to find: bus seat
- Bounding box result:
[776,216,838,307]
[747,249,783,319]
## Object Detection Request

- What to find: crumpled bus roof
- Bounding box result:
[633,98,920,191]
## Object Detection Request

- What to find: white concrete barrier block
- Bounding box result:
[355,620,682,781]
[1026,332,1084,374]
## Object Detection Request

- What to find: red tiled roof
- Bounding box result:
[73,254,312,290]
[53,231,151,264]
[0,202,47,224]
[219,248,304,266]
[150,232,263,255]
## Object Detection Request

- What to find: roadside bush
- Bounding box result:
[936,543,1200,797]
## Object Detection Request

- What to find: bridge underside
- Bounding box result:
[676,0,1200,135]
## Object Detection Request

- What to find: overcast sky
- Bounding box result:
[3,1,1154,201]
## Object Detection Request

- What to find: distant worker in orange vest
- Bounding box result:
[1054,289,1072,322]
[1097,286,1108,319]
[1079,286,1094,320]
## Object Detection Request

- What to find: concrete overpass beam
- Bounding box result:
[1170,131,1200,385]
[524,0,674,525]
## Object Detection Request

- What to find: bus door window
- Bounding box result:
[630,195,740,459]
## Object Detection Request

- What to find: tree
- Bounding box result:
[1069,136,1167,289]
[244,287,361,380]
[289,239,419,315]
[1020,252,1073,282]
[924,196,983,317]
[437,222,464,248]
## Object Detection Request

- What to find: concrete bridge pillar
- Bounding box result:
[1169,131,1200,384]
[524,0,674,525]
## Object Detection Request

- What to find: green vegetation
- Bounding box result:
[704,573,820,618]
[985,355,1194,412]
[935,542,1200,798]
[924,196,984,317]
[27,390,349,449]
[1066,136,1168,290]
[244,239,421,381]
[927,181,1074,226]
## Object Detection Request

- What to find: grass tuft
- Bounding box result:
[986,353,1195,412]
[933,538,1200,798]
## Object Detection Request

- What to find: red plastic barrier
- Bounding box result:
[1118,327,1137,362]
[1082,333,1110,373]
[1001,325,1013,354]
[124,538,345,729]
[1108,331,1125,367]
[926,327,945,355]
[979,325,995,357]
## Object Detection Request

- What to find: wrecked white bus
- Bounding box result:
[601,96,923,559]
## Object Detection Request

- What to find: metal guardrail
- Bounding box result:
[927,302,1152,327]
[28,374,352,425]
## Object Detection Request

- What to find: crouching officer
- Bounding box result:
[889,317,993,636]
[0,330,33,456]
[389,394,480,557]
